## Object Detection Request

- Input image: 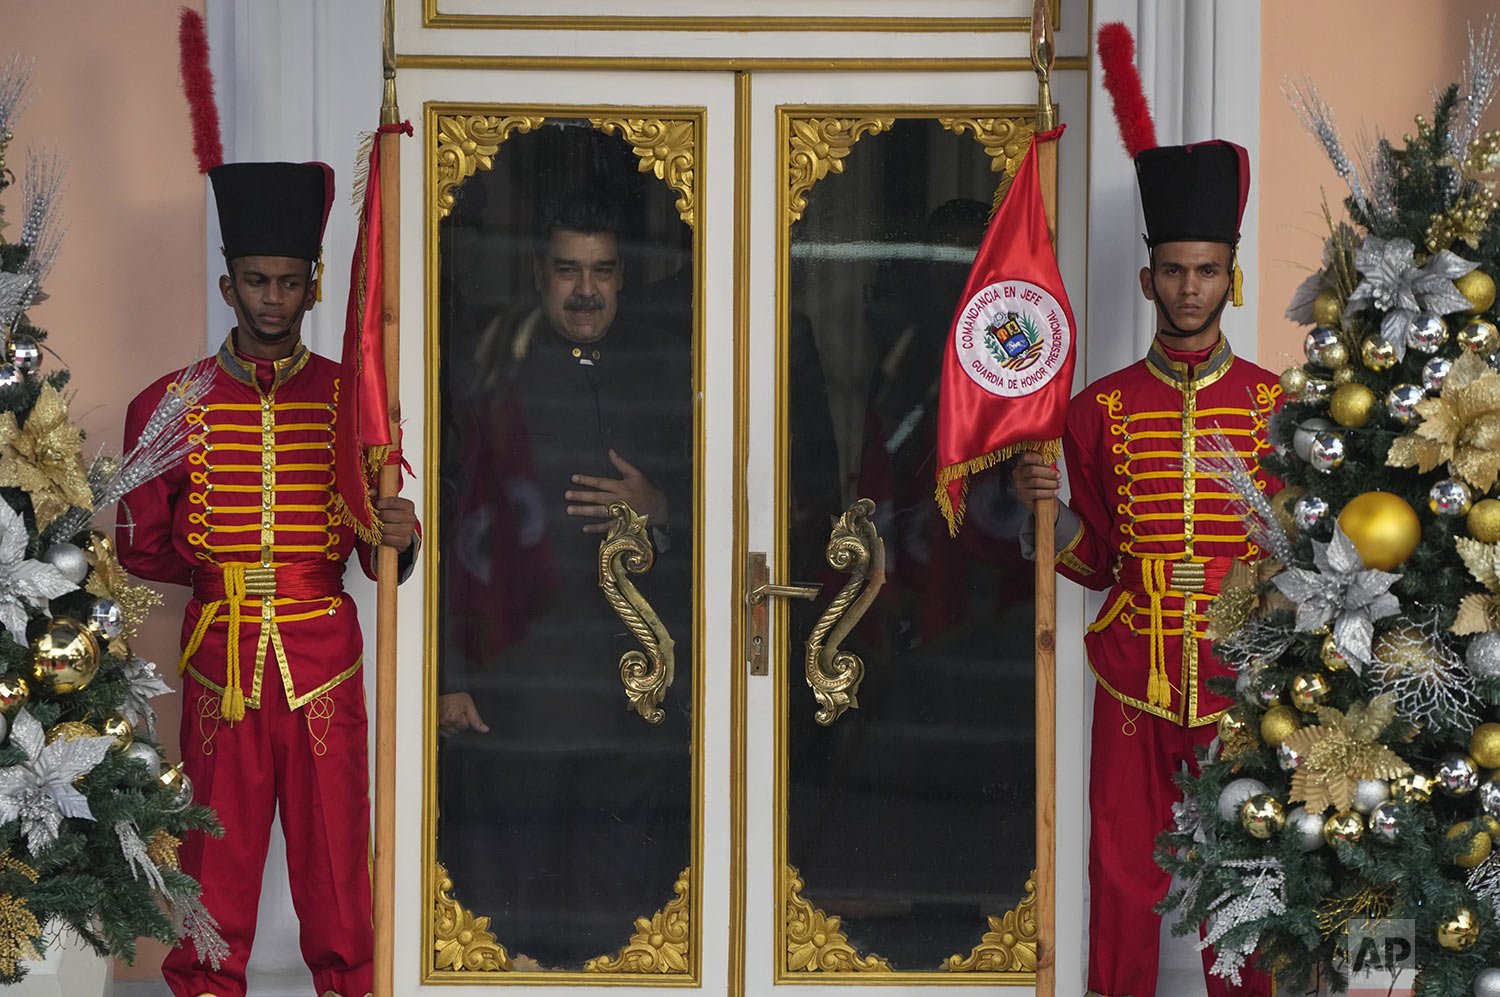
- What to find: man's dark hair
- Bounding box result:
[538,188,624,246]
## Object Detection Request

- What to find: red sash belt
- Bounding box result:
[192,560,345,602]
[1110,554,1236,709]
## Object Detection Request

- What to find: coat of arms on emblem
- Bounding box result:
[983,311,1044,369]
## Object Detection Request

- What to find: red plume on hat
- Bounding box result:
[178,7,224,174]
[1097,21,1157,158]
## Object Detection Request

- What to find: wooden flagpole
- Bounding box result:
[373,0,401,993]
[1030,3,1058,995]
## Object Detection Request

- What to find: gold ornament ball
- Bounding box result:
[1460,318,1500,355]
[44,720,99,744]
[102,714,133,752]
[1437,906,1482,951]
[1361,336,1398,371]
[1457,269,1498,314]
[29,619,100,694]
[1323,809,1365,846]
[1312,290,1344,327]
[1329,383,1377,428]
[1320,342,1350,370]
[1471,723,1500,769]
[1337,491,1422,571]
[1270,486,1305,535]
[1471,499,1500,543]
[1393,772,1435,804]
[1448,822,1494,868]
[1240,794,1287,839]
[1332,366,1356,385]
[158,761,186,793]
[1217,707,1253,743]
[1289,672,1332,712]
[1482,815,1500,837]
[1280,366,1309,398]
[1260,705,1302,747]
[1320,634,1350,672]
[0,673,30,714]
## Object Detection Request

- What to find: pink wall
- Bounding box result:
[4,0,206,980]
[1260,0,1500,374]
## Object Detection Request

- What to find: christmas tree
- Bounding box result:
[0,56,221,981]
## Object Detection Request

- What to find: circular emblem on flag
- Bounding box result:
[953,279,1071,398]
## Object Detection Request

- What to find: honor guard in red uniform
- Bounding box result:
[1014,26,1278,997]
[118,161,418,997]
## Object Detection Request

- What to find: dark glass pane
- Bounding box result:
[785,117,1036,971]
[434,119,695,971]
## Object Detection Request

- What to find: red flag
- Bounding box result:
[334,122,412,543]
[935,125,1075,535]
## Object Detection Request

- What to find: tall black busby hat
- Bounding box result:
[1134,141,1249,247]
[209,162,334,263]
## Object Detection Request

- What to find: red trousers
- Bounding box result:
[1088,691,1273,997]
[163,672,373,997]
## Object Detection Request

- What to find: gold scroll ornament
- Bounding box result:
[584,867,692,974]
[590,117,697,229]
[942,873,1040,972]
[598,501,676,723]
[433,114,546,219]
[786,117,895,224]
[784,866,891,973]
[431,861,513,972]
[939,116,1036,212]
[805,498,885,726]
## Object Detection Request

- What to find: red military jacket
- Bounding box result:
[119,336,378,715]
[1058,336,1281,727]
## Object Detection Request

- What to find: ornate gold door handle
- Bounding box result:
[598,502,675,724]
[803,498,885,725]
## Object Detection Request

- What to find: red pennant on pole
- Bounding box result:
[934,125,1075,535]
[334,121,411,543]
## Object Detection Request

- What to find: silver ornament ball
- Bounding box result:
[1293,417,1335,462]
[6,334,40,374]
[1368,801,1402,844]
[1424,355,1454,392]
[0,364,21,389]
[1352,778,1392,814]
[1437,752,1481,796]
[1305,326,1341,365]
[165,769,194,811]
[1479,773,1500,818]
[0,712,9,743]
[1301,377,1333,404]
[1469,632,1500,679]
[1431,479,1475,517]
[1293,495,1331,532]
[1476,967,1500,997]
[1236,668,1280,709]
[1387,383,1424,424]
[1218,777,1270,823]
[125,741,161,780]
[1278,741,1304,772]
[1285,805,1325,852]
[86,598,125,640]
[1405,313,1449,354]
[41,542,89,584]
[1308,432,1346,472]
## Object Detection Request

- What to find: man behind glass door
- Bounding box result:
[437,188,693,968]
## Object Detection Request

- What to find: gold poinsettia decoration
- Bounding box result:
[1283,695,1411,813]
[147,829,181,871]
[1387,351,1500,493]
[1207,558,1289,641]
[1452,536,1500,635]
[0,384,91,530]
[84,535,161,655]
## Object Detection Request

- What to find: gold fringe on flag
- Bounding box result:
[935,436,1061,537]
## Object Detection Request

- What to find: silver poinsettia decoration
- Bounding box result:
[1346,236,1478,358]
[117,656,173,736]
[1271,524,1402,669]
[0,710,116,853]
[0,501,75,646]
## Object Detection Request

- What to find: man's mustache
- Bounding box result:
[565,294,606,312]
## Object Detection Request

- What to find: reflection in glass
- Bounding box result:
[785,117,1037,971]
[434,118,695,971]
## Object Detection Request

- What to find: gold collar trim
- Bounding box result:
[1146,335,1233,391]
[215,333,311,393]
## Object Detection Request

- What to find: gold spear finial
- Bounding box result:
[1030,0,1056,131]
[381,0,399,125]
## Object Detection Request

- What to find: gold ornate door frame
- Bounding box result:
[421,101,706,984]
